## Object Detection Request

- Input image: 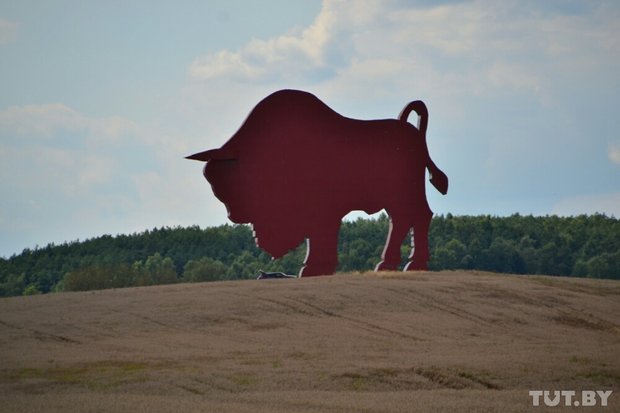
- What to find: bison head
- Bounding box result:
[187,146,306,259]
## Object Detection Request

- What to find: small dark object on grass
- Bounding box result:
[257,270,298,280]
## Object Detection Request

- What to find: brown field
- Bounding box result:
[1,271,619,412]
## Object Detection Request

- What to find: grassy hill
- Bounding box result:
[1,271,619,412]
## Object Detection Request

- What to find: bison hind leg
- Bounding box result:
[375,209,411,271]
[299,220,341,277]
[404,204,433,271]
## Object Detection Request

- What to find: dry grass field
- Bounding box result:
[1,271,619,412]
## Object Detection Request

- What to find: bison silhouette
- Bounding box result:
[187,89,448,277]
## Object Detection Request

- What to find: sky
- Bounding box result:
[0,0,619,258]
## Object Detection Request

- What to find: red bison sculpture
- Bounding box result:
[188,89,448,276]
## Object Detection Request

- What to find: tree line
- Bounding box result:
[0,213,618,296]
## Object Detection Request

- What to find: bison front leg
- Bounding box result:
[299,221,340,277]
[375,212,410,271]
[404,205,433,271]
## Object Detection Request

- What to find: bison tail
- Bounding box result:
[428,161,448,195]
[399,100,448,195]
[399,100,428,135]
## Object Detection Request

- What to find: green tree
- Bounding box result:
[339,239,374,271]
[133,253,177,285]
[266,242,306,275]
[183,257,227,282]
[22,283,42,295]
[227,251,265,279]
[63,266,108,291]
[2,214,620,297]
[588,252,620,279]
[0,273,27,297]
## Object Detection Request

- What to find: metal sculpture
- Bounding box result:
[188,89,448,276]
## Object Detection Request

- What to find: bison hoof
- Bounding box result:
[299,264,335,277]
[403,261,429,271]
[374,261,399,271]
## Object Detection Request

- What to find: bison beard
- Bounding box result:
[187,89,448,277]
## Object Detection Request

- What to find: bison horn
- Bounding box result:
[185,148,237,162]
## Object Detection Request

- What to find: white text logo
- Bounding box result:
[529,390,613,407]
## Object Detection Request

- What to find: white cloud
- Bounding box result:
[0,18,17,44]
[0,101,229,255]
[0,104,85,137]
[609,143,620,165]
[190,0,340,82]
[190,50,261,80]
[89,115,140,144]
[0,103,139,144]
[34,147,114,194]
[486,61,541,94]
[0,134,116,199]
[188,0,619,103]
[0,104,146,250]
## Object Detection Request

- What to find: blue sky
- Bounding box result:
[1,0,619,257]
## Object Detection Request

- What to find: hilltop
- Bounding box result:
[1,271,619,412]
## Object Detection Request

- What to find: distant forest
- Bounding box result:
[1,214,619,297]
